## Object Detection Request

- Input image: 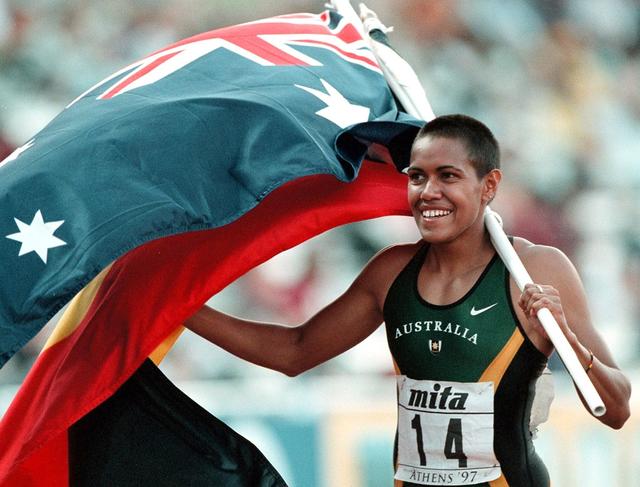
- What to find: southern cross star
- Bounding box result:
[6,210,67,264]
[295,78,370,128]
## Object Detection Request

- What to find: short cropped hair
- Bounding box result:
[415,114,500,177]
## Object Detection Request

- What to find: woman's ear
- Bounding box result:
[482,169,502,204]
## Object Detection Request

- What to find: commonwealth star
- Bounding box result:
[6,210,67,264]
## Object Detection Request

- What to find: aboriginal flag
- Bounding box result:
[0,9,421,486]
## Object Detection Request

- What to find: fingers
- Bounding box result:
[519,283,568,342]
[519,283,559,316]
[518,284,550,341]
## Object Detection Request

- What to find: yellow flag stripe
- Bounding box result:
[149,326,185,364]
[42,262,183,364]
[43,264,113,351]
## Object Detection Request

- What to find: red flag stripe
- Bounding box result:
[0,161,410,484]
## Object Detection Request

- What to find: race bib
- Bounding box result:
[395,376,501,485]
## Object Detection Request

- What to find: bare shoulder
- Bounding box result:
[367,241,424,275]
[354,241,424,303]
[512,236,580,287]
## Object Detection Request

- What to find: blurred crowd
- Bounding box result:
[1,0,639,384]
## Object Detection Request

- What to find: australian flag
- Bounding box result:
[0,9,421,485]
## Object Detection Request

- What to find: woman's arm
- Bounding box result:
[517,241,632,429]
[185,279,382,376]
[185,244,416,376]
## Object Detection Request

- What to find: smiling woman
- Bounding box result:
[406,116,501,247]
[186,113,631,486]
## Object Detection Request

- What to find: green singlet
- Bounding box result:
[383,244,550,487]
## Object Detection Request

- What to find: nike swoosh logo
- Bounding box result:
[470,303,498,316]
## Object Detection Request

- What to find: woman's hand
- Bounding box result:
[518,283,574,344]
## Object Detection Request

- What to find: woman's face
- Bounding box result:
[406,135,499,244]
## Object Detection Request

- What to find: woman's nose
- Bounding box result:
[421,179,441,200]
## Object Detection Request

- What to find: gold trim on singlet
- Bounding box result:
[489,474,510,487]
[479,327,525,487]
[392,358,403,486]
[478,327,524,388]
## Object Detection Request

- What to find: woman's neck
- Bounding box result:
[424,228,496,278]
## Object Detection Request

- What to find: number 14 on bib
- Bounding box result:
[395,376,501,485]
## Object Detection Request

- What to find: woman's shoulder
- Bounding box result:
[373,241,425,267]
[511,236,579,284]
[358,241,424,288]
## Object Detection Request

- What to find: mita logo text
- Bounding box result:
[394,320,478,345]
[408,383,469,411]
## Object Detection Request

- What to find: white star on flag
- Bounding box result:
[6,210,67,264]
[295,79,370,128]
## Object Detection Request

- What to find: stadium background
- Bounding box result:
[0,0,638,485]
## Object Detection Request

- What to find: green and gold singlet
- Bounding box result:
[384,245,549,487]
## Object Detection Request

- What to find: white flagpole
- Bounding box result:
[330,1,435,121]
[483,208,605,416]
[331,0,606,417]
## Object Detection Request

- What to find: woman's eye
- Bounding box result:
[408,173,424,184]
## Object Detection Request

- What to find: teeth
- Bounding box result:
[422,209,452,218]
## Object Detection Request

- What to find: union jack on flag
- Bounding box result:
[78,12,382,103]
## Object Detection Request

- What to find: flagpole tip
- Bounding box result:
[359,3,393,34]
